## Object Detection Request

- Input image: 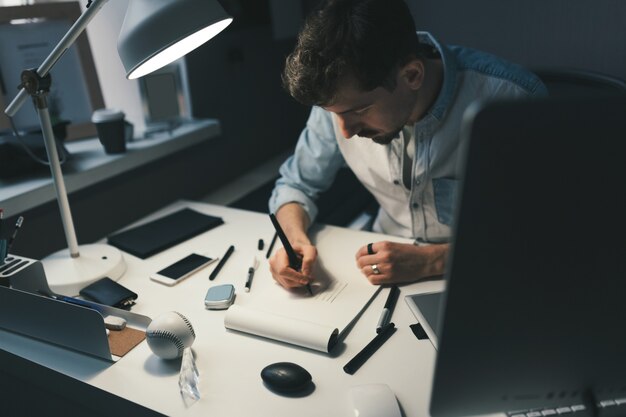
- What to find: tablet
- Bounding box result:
[404,291,443,349]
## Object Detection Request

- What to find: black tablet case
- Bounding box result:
[107,208,223,258]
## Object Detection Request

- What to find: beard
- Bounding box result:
[360,127,403,145]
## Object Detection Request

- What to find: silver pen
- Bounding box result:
[244,256,259,293]
[376,285,400,333]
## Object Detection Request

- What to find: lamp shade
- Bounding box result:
[117,0,233,80]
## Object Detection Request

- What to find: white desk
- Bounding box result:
[0,200,449,417]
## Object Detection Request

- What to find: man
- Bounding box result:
[268,0,546,290]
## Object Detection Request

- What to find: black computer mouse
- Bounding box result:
[261,362,312,393]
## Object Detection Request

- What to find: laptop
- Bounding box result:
[406,94,626,417]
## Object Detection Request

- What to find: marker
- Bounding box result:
[7,216,23,251]
[268,214,313,295]
[258,238,264,250]
[265,232,278,259]
[376,285,400,333]
[343,322,396,375]
[209,245,235,280]
[244,256,259,292]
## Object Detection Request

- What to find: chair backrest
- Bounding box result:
[533,68,626,97]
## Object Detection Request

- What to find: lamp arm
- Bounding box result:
[3,0,110,259]
[5,0,110,118]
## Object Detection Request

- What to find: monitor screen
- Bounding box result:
[428,94,626,417]
[0,3,103,140]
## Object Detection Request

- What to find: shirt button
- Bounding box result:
[412,203,419,208]
[393,180,400,185]
[415,180,421,186]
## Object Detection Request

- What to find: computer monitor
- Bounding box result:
[410,94,626,417]
[0,2,104,140]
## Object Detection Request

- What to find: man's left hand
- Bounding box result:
[355,241,449,285]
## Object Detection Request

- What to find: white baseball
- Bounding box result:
[146,311,196,359]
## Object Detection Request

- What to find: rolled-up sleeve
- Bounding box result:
[269,106,345,223]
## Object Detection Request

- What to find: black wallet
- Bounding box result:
[79,277,138,309]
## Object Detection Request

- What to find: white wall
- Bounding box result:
[409,0,626,80]
[79,0,145,135]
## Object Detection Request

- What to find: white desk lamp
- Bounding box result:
[4,0,233,295]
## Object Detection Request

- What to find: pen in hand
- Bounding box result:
[245,256,259,292]
[376,285,400,333]
[210,245,235,280]
[269,213,313,295]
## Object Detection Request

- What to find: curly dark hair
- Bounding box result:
[282,0,419,106]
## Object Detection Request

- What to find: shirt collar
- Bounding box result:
[416,31,457,122]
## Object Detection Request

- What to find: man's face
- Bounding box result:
[323,74,418,145]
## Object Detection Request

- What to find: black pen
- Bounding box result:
[0,240,6,264]
[210,245,235,280]
[343,322,397,375]
[7,216,23,251]
[265,232,278,259]
[376,285,400,333]
[244,256,259,292]
[269,213,313,295]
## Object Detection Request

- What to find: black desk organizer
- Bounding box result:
[107,207,224,259]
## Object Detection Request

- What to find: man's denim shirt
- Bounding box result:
[270,32,547,242]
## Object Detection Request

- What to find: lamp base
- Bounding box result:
[42,244,126,296]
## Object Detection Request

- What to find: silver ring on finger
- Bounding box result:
[371,264,381,275]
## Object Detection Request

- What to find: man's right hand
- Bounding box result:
[269,242,317,289]
[268,203,316,290]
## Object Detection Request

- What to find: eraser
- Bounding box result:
[104,315,127,330]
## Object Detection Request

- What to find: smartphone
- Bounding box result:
[150,253,217,286]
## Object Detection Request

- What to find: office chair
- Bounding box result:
[533,68,626,97]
